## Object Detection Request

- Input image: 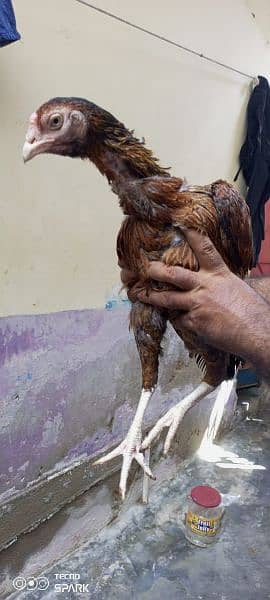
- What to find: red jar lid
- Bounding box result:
[190,485,221,508]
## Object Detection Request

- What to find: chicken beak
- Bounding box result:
[22,140,43,163]
[23,141,35,163]
[22,139,53,163]
[23,112,47,163]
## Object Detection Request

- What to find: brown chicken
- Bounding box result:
[23,98,253,498]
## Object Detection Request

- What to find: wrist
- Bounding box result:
[239,310,270,383]
[246,276,270,305]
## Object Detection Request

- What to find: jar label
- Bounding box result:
[186,511,221,536]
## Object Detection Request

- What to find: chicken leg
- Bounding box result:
[94,387,155,499]
[94,302,167,499]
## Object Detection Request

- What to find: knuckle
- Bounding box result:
[164,292,178,309]
[185,271,197,288]
[154,291,171,308]
[181,312,196,331]
[201,237,214,255]
[165,265,178,281]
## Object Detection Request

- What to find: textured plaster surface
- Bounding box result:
[0,300,250,588]
[1,388,269,599]
[0,305,188,499]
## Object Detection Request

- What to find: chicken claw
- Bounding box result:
[142,382,213,455]
[94,424,155,500]
[141,404,187,455]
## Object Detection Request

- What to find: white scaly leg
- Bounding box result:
[142,448,151,504]
[141,382,214,454]
[198,377,238,461]
[94,388,156,499]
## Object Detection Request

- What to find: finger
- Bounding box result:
[119,453,133,499]
[146,261,198,291]
[183,230,225,272]
[164,419,180,455]
[170,311,193,331]
[135,452,156,480]
[138,289,194,311]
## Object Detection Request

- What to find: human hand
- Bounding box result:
[136,230,269,362]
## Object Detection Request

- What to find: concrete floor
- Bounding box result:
[1,388,270,599]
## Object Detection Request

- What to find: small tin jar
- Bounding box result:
[185,485,224,547]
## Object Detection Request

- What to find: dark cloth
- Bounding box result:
[0,0,20,47]
[235,76,270,265]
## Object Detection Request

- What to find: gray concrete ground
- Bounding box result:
[1,387,269,600]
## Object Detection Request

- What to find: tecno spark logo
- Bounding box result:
[13,576,49,591]
[54,573,89,593]
[13,573,89,594]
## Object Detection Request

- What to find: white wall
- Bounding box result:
[0,0,269,316]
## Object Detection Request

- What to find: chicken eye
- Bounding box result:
[49,114,63,129]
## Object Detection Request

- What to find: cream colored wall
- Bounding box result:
[0,0,269,316]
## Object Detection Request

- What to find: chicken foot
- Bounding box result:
[94,388,156,499]
[142,382,214,454]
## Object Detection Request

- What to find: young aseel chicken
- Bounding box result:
[23,98,253,499]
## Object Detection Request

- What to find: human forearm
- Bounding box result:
[243,277,270,380]
[247,328,270,384]
[247,276,270,304]
[228,294,270,383]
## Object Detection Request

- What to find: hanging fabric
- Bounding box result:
[0,0,21,48]
[235,76,270,265]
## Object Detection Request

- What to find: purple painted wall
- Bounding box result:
[0,306,186,502]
